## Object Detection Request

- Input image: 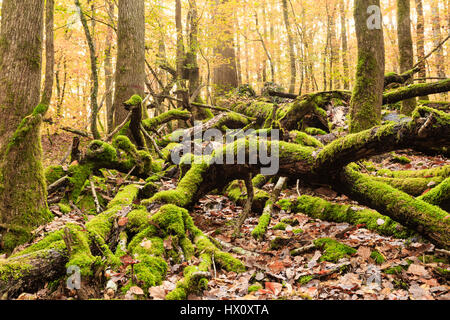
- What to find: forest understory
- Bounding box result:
[1,91,449,301]
[1,0,450,303]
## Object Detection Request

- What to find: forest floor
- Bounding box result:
[13,133,448,300]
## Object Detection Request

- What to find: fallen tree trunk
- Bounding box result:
[143,107,449,248]
[383,79,450,105]
[289,195,413,238]
[418,177,450,212]
[337,164,449,249]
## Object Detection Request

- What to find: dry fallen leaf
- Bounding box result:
[128,286,144,296]
[148,286,166,300]
[357,246,372,260]
[265,282,282,295]
[408,264,430,278]
[118,217,128,227]
[268,260,285,273]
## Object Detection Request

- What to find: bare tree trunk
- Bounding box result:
[0,0,51,252]
[350,0,385,133]
[105,0,115,133]
[431,0,447,98]
[329,2,340,89]
[234,11,243,87]
[112,0,146,128]
[282,0,296,93]
[397,0,416,115]
[75,0,100,139]
[212,0,238,94]
[415,0,428,100]
[41,0,55,106]
[340,0,350,90]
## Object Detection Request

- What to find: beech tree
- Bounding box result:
[349,0,385,133]
[397,0,416,115]
[112,0,146,128]
[0,0,51,252]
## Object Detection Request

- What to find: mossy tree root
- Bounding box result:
[0,184,140,299]
[252,177,287,240]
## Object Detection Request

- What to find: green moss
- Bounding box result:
[248,283,263,293]
[418,177,450,210]
[290,131,324,148]
[139,182,159,199]
[142,110,191,132]
[124,94,143,106]
[108,184,140,207]
[252,212,271,240]
[145,161,209,207]
[85,140,118,164]
[67,164,92,202]
[58,203,71,214]
[313,238,356,263]
[292,195,412,238]
[270,236,287,250]
[64,224,99,277]
[252,174,268,188]
[304,127,327,136]
[375,165,450,179]
[383,265,404,275]
[391,154,411,164]
[277,199,293,212]
[127,209,149,233]
[151,204,186,238]
[273,222,288,231]
[370,176,442,197]
[370,250,385,264]
[133,254,168,290]
[298,275,314,286]
[343,165,450,247]
[44,165,66,185]
[293,228,303,234]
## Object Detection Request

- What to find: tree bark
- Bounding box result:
[41,0,55,106]
[212,0,238,95]
[415,0,429,100]
[75,0,100,139]
[112,0,146,129]
[340,0,350,90]
[105,0,115,133]
[349,0,385,133]
[0,0,51,252]
[397,0,416,115]
[281,0,296,94]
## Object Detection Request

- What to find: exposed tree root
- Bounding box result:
[252,177,287,240]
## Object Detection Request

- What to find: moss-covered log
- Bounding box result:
[142,109,191,133]
[369,175,444,196]
[418,177,450,211]
[383,79,450,105]
[313,107,450,180]
[284,195,413,238]
[337,165,450,249]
